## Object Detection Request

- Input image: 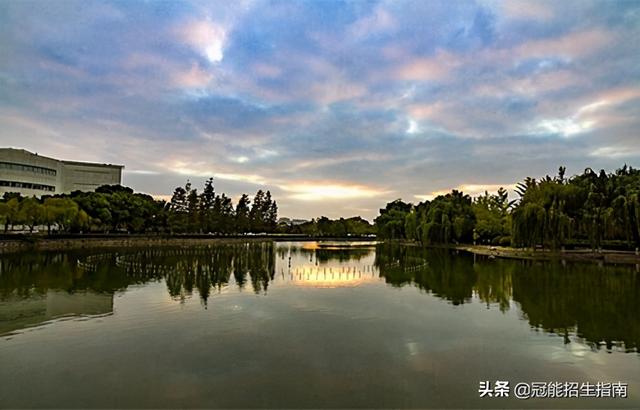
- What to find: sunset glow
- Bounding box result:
[1,1,638,219]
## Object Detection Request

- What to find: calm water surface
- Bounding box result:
[0,241,639,408]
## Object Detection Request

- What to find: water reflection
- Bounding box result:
[110,243,277,300]
[0,241,638,353]
[375,243,640,353]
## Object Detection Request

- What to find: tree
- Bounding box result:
[472,188,511,245]
[218,194,235,234]
[3,198,22,232]
[95,185,134,195]
[167,182,190,233]
[250,190,265,232]
[0,202,8,232]
[404,210,419,242]
[235,194,251,233]
[263,191,277,232]
[375,199,412,239]
[187,185,199,232]
[420,191,475,245]
[345,216,375,236]
[72,192,112,232]
[42,198,79,233]
[0,181,281,236]
[19,197,44,232]
[199,178,216,232]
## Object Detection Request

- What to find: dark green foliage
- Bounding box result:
[374,199,411,239]
[264,191,278,232]
[375,193,475,245]
[374,165,640,250]
[247,190,277,233]
[166,182,189,233]
[473,187,511,245]
[0,178,277,235]
[235,194,251,233]
[249,190,265,232]
[292,216,375,237]
[199,178,216,232]
[186,185,199,231]
[511,166,640,250]
[421,190,475,244]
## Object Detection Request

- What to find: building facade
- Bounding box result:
[0,148,123,197]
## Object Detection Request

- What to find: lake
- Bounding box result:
[0,241,638,408]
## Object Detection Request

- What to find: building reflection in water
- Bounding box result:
[0,291,113,335]
[0,241,638,353]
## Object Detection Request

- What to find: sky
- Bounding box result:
[1,0,639,220]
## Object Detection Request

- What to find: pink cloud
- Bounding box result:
[252,62,282,79]
[408,102,447,120]
[512,28,614,61]
[394,50,461,82]
[307,81,367,105]
[229,52,369,105]
[172,63,213,88]
[494,1,554,22]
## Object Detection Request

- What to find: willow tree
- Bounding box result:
[421,190,475,245]
[511,170,574,250]
[19,197,44,232]
[472,187,512,245]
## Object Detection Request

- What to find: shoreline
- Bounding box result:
[457,244,640,265]
[382,240,640,265]
[1,235,640,265]
[0,234,375,253]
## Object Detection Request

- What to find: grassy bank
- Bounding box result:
[457,244,640,265]
[380,240,640,265]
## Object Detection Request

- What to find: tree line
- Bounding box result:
[164,178,277,234]
[0,178,375,237]
[375,165,640,250]
[0,179,278,235]
[284,216,375,237]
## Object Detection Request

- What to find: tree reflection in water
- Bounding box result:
[374,243,640,353]
[0,242,638,352]
[113,243,276,302]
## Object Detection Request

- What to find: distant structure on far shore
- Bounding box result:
[278,217,309,226]
[0,148,123,197]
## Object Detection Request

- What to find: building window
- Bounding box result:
[0,180,56,192]
[0,161,57,176]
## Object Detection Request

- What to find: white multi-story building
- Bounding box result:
[0,148,123,197]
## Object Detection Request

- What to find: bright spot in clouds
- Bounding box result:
[214,173,267,185]
[170,162,267,184]
[416,184,517,201]
[179,19,227,63]
[281,182,389,201]
[536,118,594,137]
[590,146,640,159]
[406,119,420,135]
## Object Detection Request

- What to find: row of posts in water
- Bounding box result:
[78,262,426,283]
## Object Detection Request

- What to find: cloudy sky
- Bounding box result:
[1,0,639,220]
